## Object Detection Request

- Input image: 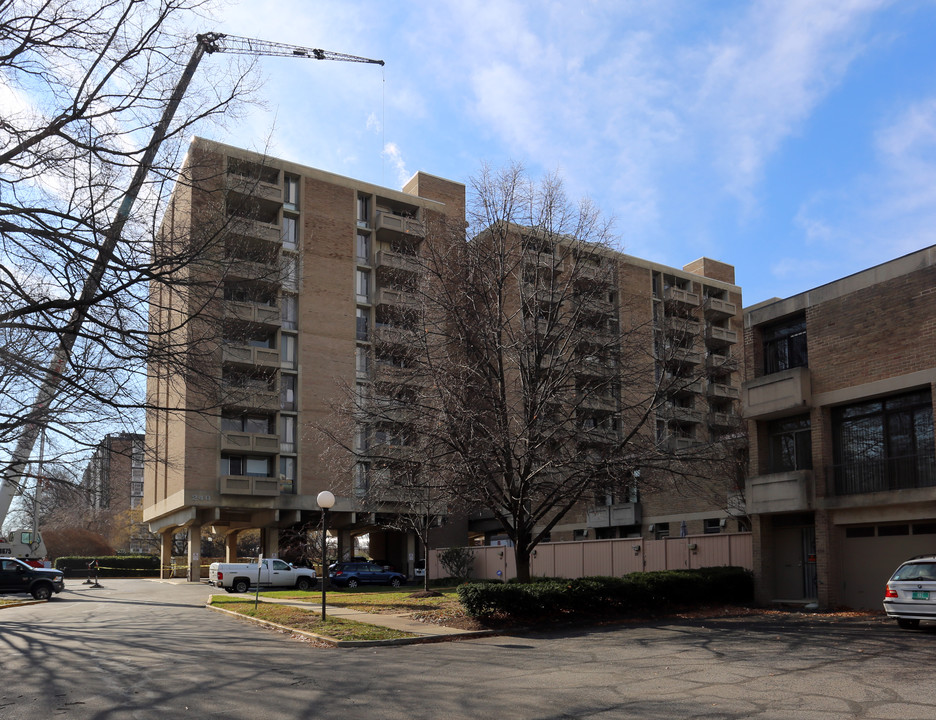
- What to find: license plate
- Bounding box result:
[912,591,930,600]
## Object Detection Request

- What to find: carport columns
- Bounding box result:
[160,532,173,579]
[187,524,201,583]
[317,490,335,622]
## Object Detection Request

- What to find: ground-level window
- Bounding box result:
[767,415,812,473]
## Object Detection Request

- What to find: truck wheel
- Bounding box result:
[346,578,359,589]
[232,578,250,594]
[32,583,53,600]
[390,577,402,588]
[296,577,312,592]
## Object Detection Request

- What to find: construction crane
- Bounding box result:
[0,32,384,544]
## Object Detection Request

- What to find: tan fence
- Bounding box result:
[427,533,752,581]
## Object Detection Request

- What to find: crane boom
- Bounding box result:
[199,33,385,65]
[0,32,384,530]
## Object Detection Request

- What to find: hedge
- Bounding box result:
[457,567,754,620]
[55,555,160,578]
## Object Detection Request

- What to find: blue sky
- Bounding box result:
[202,0,936,305]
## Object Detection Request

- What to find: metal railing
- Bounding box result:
[831,454,936,495]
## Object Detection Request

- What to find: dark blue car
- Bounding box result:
[329,561,405,589]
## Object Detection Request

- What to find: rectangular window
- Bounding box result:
[353,463,368,496]
[221,455,271,477]
[703,518,722,534]
[284,175,299,210]
[763,315,807,374]
[281,214,298,250]
[833,389,935,495]
[279,457,296,494]
[280,374,296,411]
[767,415,812,473]
[654,523,670,540]
[281,295,297,330]
[282,255,298,291]
[357,195,369,227]
[356,269,370,303]
[356,308,369,341]
[356,232,370,263]
[356,346,369,376]
[280,415,295,453]
[281,333,297,368]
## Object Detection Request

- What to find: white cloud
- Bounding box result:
[382,142,409,188]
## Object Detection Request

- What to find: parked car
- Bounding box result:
[414,559,426,578]
[329,561,406,589]
[883,555,936,629]
[0,557,65,600]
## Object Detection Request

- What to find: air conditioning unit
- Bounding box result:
[720,518,727,527]
[648,524,655,532]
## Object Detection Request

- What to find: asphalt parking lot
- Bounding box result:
[2,578,935,719]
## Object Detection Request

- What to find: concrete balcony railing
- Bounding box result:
[224,300,281,328]
[663,316,701,337]
[227,216,281,244]
[224,174,283,203]
[663,286,700,307]
[220,386,279,413]
[708,410,740,429]
[702,296,737,319]
[376,287,420,309]
[524,250,565,273]
[219,474,280,496]
[222,344,280,370]
[659,344,703,365]
[661,373,704,396]
[587,502,642,528]
[373,324,418,347]
[707,381,741,400]
[573,262,613,283]
[220,431,279,454]
[224,258,281,284]
[662,435,698,452]
[376,250,421,275]
[705,325,738,348]
[578,393,617,412]
[745,470,812,514]
[375,212,424,238]
[742,366,812,419]
[658,403,704,424]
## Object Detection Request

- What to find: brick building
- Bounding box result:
[742,245,936,608]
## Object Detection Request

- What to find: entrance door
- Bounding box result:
[774,525,817,600]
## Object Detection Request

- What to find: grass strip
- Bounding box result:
[261,588,461,614]
[209,596,416,641]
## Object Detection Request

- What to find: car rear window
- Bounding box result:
[892,562,936,581]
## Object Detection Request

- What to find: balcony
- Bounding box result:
[224,258,281,284]
[576,355,617,378]
[574,261,614,285]
[705,325,738,348]
[373,324,418,347]
[220,431,279,454]
[579,393,617,412]
[574,294,614,316]
[742,366,811,419]
[376,287,420,309]
[375,211,424,239]
[224,300,281,328]
[658,403,704,424]
[587,502,642,528]
[578,426,619,445]
[524,250,565,273]
[661,373,704,396]
[227,216,281,245]
[222,344,280,370]
[224,174,282,204]
[706,352,737,375]
[707,381,740,400]
[745,470,812,514]
[708,410,740,429]
[663,435,698,452]
[219,474,280,496]
[663,286,700,307]
[659,344,703,365]
[702,296,737,319]
[663,316,701,337]
[220,385,279,413]
[376,250,420,275]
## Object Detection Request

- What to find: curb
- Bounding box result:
[0,599,45,610]
[205,597,502,647]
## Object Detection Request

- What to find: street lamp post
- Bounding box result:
[316,490,335,622]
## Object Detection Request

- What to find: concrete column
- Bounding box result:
[262,527,279,558]
[337,528,353,562]
[406,532,417,578]
[225,532,238,563]
[186,524,201,583]
[160,531,173,579]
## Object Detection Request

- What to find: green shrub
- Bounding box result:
[457,567,753,620]
[438,547,475,581]
[55,555,160,578]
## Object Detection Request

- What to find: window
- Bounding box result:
[654,523,670,539]
[280,415,296,453]
[281,294,297,330]
[762,315,807,374]
[353,463,368,496]
[284,175,299,210]
[357,194,369,227]
[281,214,298,250]
[356,308,369,341]
[833,389,935,495]
[704,518,722,534]
[767,416,812,473]
[355,346,369,376]
[282,255,298,291]
[280,374,296,410]
[356,269,370,303]
[356,232,370,263]
[279,457,296,494]
[222,455,271,477]
[281,333,297,368]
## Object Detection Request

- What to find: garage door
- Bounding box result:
[841,523,936,609]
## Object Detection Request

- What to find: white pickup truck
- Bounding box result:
[208,558,317,593]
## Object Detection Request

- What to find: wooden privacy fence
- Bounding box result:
[428,532,752,581]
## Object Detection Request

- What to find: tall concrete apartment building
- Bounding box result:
[144,138,745,579]
[144,138,465,579]
[742,246,936,609]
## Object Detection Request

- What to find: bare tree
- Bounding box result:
[0,1,259,503]
[322,163,736,582]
